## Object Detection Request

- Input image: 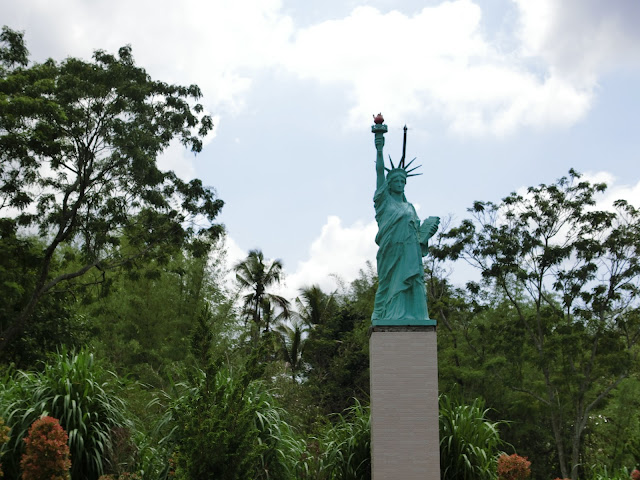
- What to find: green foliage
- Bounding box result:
[0,224,87,367]
[439,394,505,480]
[584,378,640,473]
[0,26,28,72]
[0,29,223,353]
[274,399,371,480]
[234,249,290,338]
[170,359,295,480]
[82,243,233,386]
[274,318,308,382]
[440,170,640,479]
[0,348,132,480]
[316,399,371,480]
[20,416,71,480]
[585,466,634,480]
[302,270,373,418]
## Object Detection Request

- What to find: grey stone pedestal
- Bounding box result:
[370,326,440,480]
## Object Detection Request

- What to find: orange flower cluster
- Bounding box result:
[20,417,71,480]
[497,453,532,480]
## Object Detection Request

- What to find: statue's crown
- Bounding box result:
[386,125,421,179]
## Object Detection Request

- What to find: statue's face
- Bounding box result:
[389,175,406,194]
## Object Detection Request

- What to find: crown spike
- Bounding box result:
[404,157,418,169]
[406,164,422,173]
[388,155,395,169]
[407,173,423,177]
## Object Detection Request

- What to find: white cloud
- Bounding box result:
[5,0,294,113]
[513,0,640,82]
[218,234,248,294]
[6,0,640,138]
[275,216,378,300]
[280,1,593,135]
[582,171,640,212]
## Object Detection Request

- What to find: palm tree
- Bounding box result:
[296,284,336,326]
[274,318,307,382]
[233,249,290,335]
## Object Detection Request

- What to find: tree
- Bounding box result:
[295,284,337,327]
[233,249,290,337]
[274,318,307,382]
[443,170,640,479]
[0,28,223,354]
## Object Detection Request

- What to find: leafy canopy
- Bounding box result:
[0,28,223,352]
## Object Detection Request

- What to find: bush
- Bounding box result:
[315,399,371,480]
[439,394,505,480]
[20,416,71,480]
[497,454,531,480]
[170,358,295,480]
[0,348,132,479]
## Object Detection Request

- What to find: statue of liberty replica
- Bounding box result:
[371,114,439,326]
[369,114,442,479]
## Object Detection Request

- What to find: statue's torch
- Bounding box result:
[372,113,387,155]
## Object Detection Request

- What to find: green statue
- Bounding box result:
[371,115,439,326]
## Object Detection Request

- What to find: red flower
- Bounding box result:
[20,417,71,480]
[497,453,531,480]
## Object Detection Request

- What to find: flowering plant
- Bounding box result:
[631,469,640,480]
[20,416,71,480]
[497,453,531,480]
[0,418,10,478]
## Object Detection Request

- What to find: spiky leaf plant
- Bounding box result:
[440,394,505,480]
[0,348,131,480]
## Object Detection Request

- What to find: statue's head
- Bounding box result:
[384,155,421,187]
[387,168,407,194]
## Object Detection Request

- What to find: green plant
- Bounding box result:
[170,357,296,480]
[0,348,132,479]
[497,453,531,480]
[439,394,505,480]
[20,416,71,480]
[585,466,633,480]
[319,399,371,480]
[288,399,371,480]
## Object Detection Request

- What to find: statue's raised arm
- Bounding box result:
[370,115,439,327]
[373,114,387,191]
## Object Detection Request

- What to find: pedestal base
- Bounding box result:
[370,326,440,480]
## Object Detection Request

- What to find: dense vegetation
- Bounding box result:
[1,26,640,480]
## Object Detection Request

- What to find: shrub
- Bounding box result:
[0,348,132,479]
[170,357,296,480]
[632,470,640,480]
[497,453,531,480]
[20,416,71,480]
[439,394,505,480]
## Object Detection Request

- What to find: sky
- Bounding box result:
[3,0,640,300]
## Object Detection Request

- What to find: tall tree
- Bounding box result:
[0,28,223,353]
[233,249,290,336]
[443,170,640,479]
[274,318,307,382]
[295,284,337,327]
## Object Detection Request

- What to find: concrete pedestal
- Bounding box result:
[370,326,440,480]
